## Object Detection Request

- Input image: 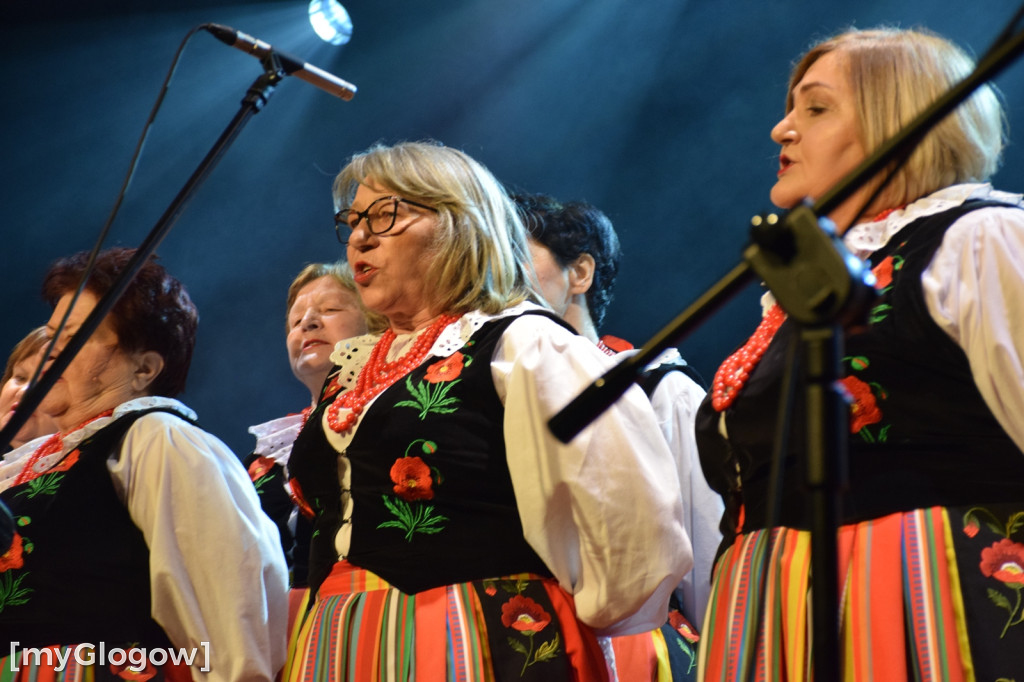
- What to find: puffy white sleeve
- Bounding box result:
[109,411,290,681]
[648,371,723,632]
[491,314,693,637]
[922,206,1024,452]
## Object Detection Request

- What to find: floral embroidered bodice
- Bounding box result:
[0,407,187,650]
[695,200,1024,539]
[289,312,567,597]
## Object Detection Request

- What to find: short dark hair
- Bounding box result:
[512,192,621,330]
[42,247,199,397]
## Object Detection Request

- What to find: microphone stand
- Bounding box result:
[548,22,1024,682]
[0,57,286,454]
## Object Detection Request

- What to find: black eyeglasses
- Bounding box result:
[334,195,437,244]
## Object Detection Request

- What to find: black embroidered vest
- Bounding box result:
[0,408,186,649]
[696,201,1024,541]
[290,312,571,597]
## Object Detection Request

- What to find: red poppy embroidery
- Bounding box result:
[838,376,883,433]
[247,456,275,483]
[390,456,435,501]
[423,352,465,384]
[247,454,276,481]
[501,595,552,633]
[872,256,895,289]
[980,538,1024,585]
[50,449,81,473]
[0,532,25,571]
[322,374,344,401]
[288,479,316,519]
[485,583,498,596]
[110,651,157,681]
[668,609,700,643]
[964,517,981,538]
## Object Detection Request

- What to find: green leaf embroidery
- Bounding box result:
[535,634,560,662]
[0,572,33,613]
[377,495,448,541]
[868,303,893,324]
[394,376,462,419]
[507,637,529,656]
[16,473,64,499]
[1007,512,1024,537]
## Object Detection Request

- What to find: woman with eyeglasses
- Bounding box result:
[282,140,692,681]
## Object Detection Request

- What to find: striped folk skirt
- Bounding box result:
[284,561,610,681]
[697,504,1024,681]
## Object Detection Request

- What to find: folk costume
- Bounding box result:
[284,302,692,681]
[0,397,289,681]
[695,184,1024,681]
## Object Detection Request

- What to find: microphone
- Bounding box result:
[205,23,356,101]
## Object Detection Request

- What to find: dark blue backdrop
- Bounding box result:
[3,0,1022,457]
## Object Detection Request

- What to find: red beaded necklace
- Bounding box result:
[326,314,461,434]
[711,304,786,411]
[14,409,114,486]
[711,205,903,412]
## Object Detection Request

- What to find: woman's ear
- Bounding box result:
[568,253,596,295]
[130,350,165,393]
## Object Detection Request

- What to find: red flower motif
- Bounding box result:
[668,609,700,643]
[247,456,275,482]
[0,533,25,571]
[872,256,895,290]
[110,651,157,681]
[500,595,552,633]
[50,448,81,473]
[964,516,980,538]
[322,374,344,400]
[980,538,1024,584]
[485,583,497,596]
[389,457,435,501]
[838,376,883,433]
[288,479,316,519]
[424,352,465,384]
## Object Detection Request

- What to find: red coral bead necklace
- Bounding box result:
[326,314,461,434]
[13,409,114,486]
[711,304,786,412]
[711,205,902,412]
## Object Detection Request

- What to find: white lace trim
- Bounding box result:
[843,183,1024,259]
[761,183,1024,317]
[248,412,307,466]
[326,301,542,391]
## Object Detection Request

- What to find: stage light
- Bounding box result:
[308,0,353,45]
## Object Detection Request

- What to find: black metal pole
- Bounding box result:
[801,325,848,681]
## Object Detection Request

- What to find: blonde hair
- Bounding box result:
[2,327,49,388]
[286,261,386,333]
[332,141,533,316]
[787,27,1006,206]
